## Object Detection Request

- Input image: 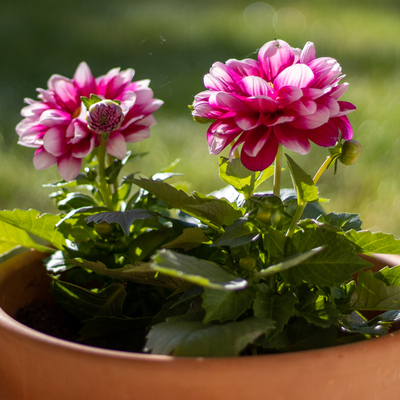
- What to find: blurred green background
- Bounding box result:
[1,0,400,234]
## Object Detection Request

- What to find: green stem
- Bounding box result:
[107,154,119,195]
[313,155,335,185]
[286,154,335,238]
[98,136,114,210]
[273,144,282,196]
[286,203,306,238]
[229,140,240,159]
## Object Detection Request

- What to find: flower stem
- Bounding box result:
[286,154,335,238]
[98,136,114,210]
[286,203,306,238]
[273,144,282,196]
[313,155,335,185]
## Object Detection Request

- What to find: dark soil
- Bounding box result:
[16,301,82,342]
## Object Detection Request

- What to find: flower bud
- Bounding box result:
[256,207,281,226]
[239,255,256,271]
[87,100,124,134]
[94,221,114,238]
[339,140,361,165]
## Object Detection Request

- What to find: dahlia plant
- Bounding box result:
[2,40,400,357]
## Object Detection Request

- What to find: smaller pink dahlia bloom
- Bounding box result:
[192,40,356,171]
[17,62,163,181]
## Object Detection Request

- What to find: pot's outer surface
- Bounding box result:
[1,251,400,400]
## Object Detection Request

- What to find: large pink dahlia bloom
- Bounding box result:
[192,40,356,171]
[17,62,163,181]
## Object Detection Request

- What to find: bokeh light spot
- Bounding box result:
[273,7,307,36]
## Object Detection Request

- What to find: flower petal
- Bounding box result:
[290,105,330,129]
[234,112,262,131]
[106,131,127,159]
[240,127,279,171]
[276,86,303,107]
[258,40,295,81]
[33,148,57,170]
[39,109,71,127]
[123,127,151,143]
[73,62,97,98]
[43,127,71,156]
[274,64,314,90]
[335,101,356,117]
[239,76,275,96]
[300,42,316,64]
[225,58,260,78]
[204,74,230,91]
[273,124,311,154]
[288,98,317,116]
[49,75,79,113]
[57,153,82,181]
[71,136,95,158]
[209,92,253,112]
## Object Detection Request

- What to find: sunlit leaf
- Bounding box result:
[150,249,248,291]
[345,230,400,255]
[285,154,318,204]
[219,157,274,199]
[281,229,370,286]
[0,209,66,250]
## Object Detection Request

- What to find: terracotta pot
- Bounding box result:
[1,250,400,400]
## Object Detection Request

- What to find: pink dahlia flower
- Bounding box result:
[192,40,356,171]
[17,62,163,181]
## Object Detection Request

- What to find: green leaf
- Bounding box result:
[349,269,400,310]
[202,287,256,323]
[295,292,342,328]
[81,96,95,109]
[255,246,325,279]
[253,283,298,335]
[56,192,98,211]
[213,218,260,248]
[127,177,243,230]
[85,209,161,235]
[317,213,362,231]
[56,206,108,241]
[150,249,248,291]
[281,229,370,287]
[374,265,400,286]
[163,227,210,251]
[0,209,66,250]
[285,154,318,204]
[105,151,135,185]
[69,258,183,288]
[144,317,274,356]
[0,220,53,255]
[126,228,177,262]
[263,229,287,258]
[43,173,93,188]
[341,311,390,336]
[219,157,274,198]
[345,230,400,255]
[51,280,127,320]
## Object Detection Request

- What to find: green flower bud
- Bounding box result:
[239,255,256,271]
[339,140,361,165]
[94,221,114,238]
[256,207,281,226]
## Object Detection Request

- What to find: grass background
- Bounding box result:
[1,0,400,235]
